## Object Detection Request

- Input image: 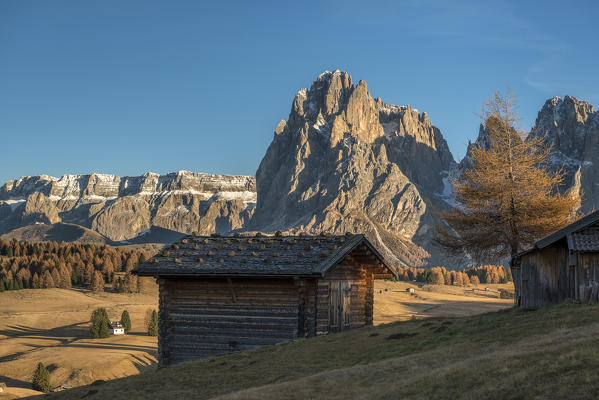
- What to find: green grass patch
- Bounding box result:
[47,303,599,400]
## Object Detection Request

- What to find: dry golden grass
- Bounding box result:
[0,280,513,398]
[42,302,599,400]
[374,280,514,324]
[0,387,42,399]
[0,285,158,395]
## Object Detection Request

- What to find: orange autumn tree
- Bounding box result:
[436,89,579,262]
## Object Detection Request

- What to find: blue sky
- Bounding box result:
[1,0,597,184]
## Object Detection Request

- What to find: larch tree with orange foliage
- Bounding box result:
[436,89,579,263]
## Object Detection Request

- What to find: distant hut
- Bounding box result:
[109,321,125,335]
[512,211,599,309]
[133,233,395,366]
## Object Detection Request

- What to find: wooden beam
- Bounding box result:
[227,278,237,303]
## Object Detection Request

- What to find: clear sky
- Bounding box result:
[1,0,597,184]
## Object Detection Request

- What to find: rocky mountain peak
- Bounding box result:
[525,95,599,214]
[252,70,456,267]
[530,95,597,159]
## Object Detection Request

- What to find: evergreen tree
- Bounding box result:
[32,362,51,393]
[90,308,111,338]
[121,309,132,333]
[124,272,138,293]
[147,309,158,336]
[431,268,445,285]
[91,270,105,292]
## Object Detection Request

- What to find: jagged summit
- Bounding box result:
[457,94,598,217]
[251,70,456,267]
[527,95,599,214]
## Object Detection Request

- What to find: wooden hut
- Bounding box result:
[133,233,395,366]
[512,210,599,309]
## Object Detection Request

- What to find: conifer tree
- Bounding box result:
[124,272,138,293]
[121,310,132,333]
[436,89,579,262]
[91,270,105,292]
[90,308,110,338]
[32,362,51,393]
[147,309,158,336]
[42,270,55,288]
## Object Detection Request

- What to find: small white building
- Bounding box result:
[110,321,125,335]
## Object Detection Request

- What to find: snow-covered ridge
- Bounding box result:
[0,171,256,204]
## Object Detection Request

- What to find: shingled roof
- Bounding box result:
[515,210,599,259]
[568,228,599,252]
[535,210,599,250]
[133,233,394,277]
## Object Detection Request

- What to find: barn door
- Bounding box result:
[329,281,351,333]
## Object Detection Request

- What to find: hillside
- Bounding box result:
[42,302,599,400]
[0,222,110,244]
[0,288,158,393]
[0,281,511,397]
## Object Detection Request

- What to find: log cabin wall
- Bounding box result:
[157,278,168,367]
[297,278,318,338]
[316,258,374,334]
[519,242,569,309]
[158,277,301,365]
[575,252,599,301]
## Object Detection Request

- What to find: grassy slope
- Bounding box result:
[46,303,599,400]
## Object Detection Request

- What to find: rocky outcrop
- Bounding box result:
[0,171,256,241]
[527,96,599,213]
[250,70,455,267]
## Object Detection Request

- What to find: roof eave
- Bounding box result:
[319,235,397,278]
[536,210,599,249]
[133,271,321,279]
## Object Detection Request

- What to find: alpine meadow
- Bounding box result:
[1,2,599,399]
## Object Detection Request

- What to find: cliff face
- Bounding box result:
[0,171,256,241]
[527,96,599,213]
[250,70,455,266]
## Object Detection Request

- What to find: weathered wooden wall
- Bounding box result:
[517,239,599,309]
[316,256,375,334]
[518,242,569,309]
[158,277,301,365]
[575,252,599,302]
[297,278,317,338]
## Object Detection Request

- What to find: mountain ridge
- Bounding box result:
[0,170,256,242]
[1,71,596,268]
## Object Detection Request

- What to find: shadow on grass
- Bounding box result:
[0,374,34,390]
[0,322,89,341]
[0,321,157,364]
